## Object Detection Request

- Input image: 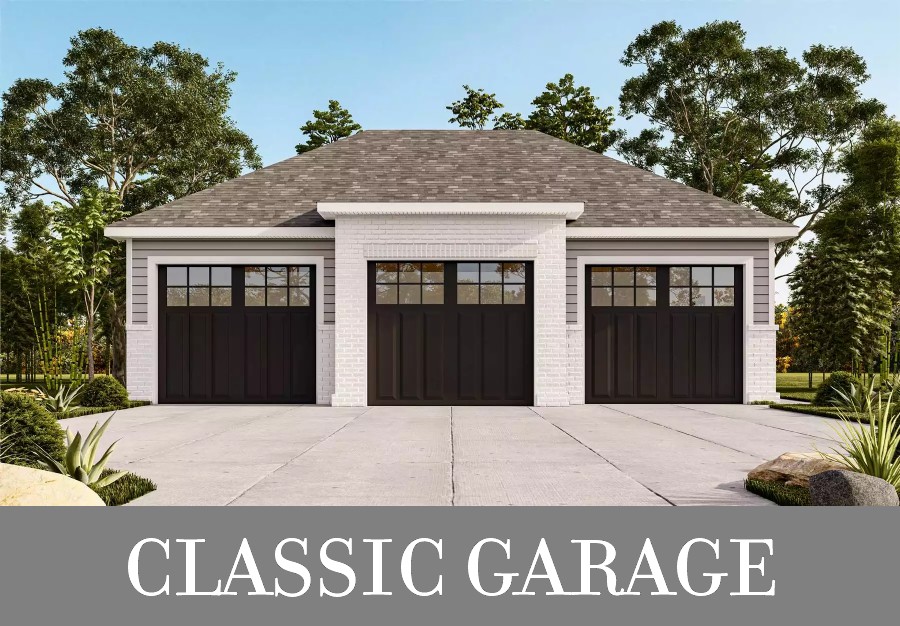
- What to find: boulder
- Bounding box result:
[0,463,105,506]
[747,452,844,489]
[810,470,899,506]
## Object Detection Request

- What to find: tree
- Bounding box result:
[1,28,260,381]
[295,100,361,154]
[54,188,124,379]
[525,74,619,152]
[493,112,525,130]
[788,238,892,374]
[447,85,505,130]
[617,20,884,262]
[818,117,900,376]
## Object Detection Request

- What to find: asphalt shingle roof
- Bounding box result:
[112,130,791,229]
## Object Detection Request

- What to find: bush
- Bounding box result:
[813,372,862,406]
[0,391,66,467]
[745,479,811,506]
[80,376,128,408]
[93,470,157,506]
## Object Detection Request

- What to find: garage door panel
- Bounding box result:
[589,311,613,400]
[505,309,528,402]
[374,310,399,401]
[266,311,290,401]
[669,313,692,399]
[210,312,233,401]
[636,312,657,398]
[482,309,508,401]
[614,313,635,398]
[290,311,316,401]
[243,312,266,401]
[164,311,189,400]
[400,310,423,400]
[456,311,482,402]
[423,312,445,401]
[715,312,737,398]
[692,311,714,399]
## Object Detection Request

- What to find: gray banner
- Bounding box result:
[1,507,896,625]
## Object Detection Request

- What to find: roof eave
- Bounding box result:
[565,226,799,242]
[316,202,585,220]
[104,226,336,240]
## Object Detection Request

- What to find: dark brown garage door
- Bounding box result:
[368,261,533,405]
[585,265,742,403]
[159,265,316,403]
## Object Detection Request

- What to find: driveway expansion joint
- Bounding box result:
[224,407,372,505]
[528,407,676,506]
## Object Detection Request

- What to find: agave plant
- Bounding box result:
[35,415,126,488]
[36,383,83,414]
[818,387,900,491]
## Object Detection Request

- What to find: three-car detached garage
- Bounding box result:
[113,129,790,406]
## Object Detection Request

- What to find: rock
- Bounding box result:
[0,463,105,506]
[748,452,844,489]
[810,470,899,506]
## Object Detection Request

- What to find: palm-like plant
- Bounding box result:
[36,383,83,414]
[35,415,125,488]
[819,385,900,490]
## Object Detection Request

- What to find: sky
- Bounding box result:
[2,0,899,302]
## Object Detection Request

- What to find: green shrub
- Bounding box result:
[819,391,900,491]
[745,479,811,506]
[0,391,66,467]
[93,470,157,506]
[813,372,862,406]
[80,376,128,408]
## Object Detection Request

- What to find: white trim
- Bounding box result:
[575,254,756,403]
[143,255,326,404]
[317,202,584,220]
[565,226,798,242]
[106,226,335,240]
[125,239,133,325]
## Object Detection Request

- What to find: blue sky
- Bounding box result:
[2,0,899,300]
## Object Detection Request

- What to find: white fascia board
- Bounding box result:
[565,226,799,242]
[105,226,335,240]
[316,202,584,220]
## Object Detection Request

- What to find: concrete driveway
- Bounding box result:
[61,403,838,506]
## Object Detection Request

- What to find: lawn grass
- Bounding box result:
[775,372,823,403]
[92,469,156,506]
[745,478,811,506]
[768,402,871,423]
[59,401,151,419]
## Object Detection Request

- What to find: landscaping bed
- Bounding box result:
[60,400,151,420]
[768,402,869,422]
[745,479,811,506]
[92,469,156,506]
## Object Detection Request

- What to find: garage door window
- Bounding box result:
[590,266,656,307]
[166,266,231,307]
[670,266,735,307]
[245,266,311,307]
[375,262,445,305]
[457,262,527,305]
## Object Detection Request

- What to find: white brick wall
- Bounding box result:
[125,324,154,401]
[566,325,585,405]
[332,214,570,407]
[746,324,779,402]
[317,325,335,404]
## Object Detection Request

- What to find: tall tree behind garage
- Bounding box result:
[1,28,262,383]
